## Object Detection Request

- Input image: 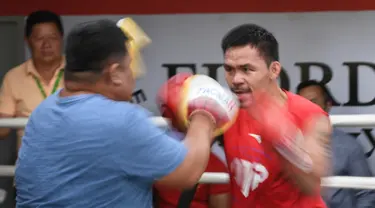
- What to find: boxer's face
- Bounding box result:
[224,45,279,108]
[27,22,63,64]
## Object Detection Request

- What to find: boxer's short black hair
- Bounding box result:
[296,80,331,103]
[25,10,63,37]
[64,19,128,75]
[221,24,279,66]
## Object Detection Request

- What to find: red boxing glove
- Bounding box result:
[157,73,239,135]
[156,73,193,132]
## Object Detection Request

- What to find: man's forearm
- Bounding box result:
[284,166,321,195]
[281,116,331,195]
[182,114,215,187]
[284,138,330,195]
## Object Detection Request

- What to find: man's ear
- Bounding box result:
[269,61,282,80]
[108,63,123,85]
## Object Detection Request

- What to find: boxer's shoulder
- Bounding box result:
[286,91,327,116]
[286,91,328,129]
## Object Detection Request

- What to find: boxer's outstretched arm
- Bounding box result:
[283,115,332,195]
[115,106,214,189]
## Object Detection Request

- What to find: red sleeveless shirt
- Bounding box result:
[224,91,327,208]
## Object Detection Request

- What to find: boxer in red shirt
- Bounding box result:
[158,24,331,208]
[220,24,332,207]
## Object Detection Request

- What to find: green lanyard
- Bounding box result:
[33,69,64,99]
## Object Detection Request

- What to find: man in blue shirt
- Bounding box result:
[15,19,219,208]
[297,80,375,208]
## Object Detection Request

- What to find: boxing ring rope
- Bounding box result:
[198,173,375,190]
[1,114,375,189]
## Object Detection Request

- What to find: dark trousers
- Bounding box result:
[0,130,17,208]
[0,179,16,208]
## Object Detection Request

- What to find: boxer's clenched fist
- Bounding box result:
[157,73,239,136]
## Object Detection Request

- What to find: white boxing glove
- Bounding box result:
[179,74,239,136]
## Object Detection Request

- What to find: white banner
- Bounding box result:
[24,11,375,172]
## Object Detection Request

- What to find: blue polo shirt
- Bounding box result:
[15,91,187,208]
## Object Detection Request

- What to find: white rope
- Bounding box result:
[329,114,375,127]
[0,165,14,177]
[0,117,171,128]
[321,176,375,189]
[199,172,229,184]
[200,173,375,190]
[0,114,375,128]
[198,173,375,190]
[0,117,170,128]
[1,167,375,189]
[0,118,28,128]
[197,173,375,190]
